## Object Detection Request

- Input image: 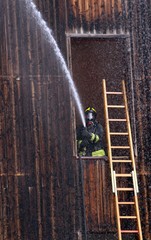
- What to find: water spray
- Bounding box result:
[24,0,86,127]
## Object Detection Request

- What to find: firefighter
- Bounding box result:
[77,107,105,156]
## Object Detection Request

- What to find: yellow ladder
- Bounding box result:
[103,79,143,240]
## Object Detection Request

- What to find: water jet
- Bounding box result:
[24,0,86,127]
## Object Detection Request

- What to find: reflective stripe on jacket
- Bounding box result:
[92,149,105,157]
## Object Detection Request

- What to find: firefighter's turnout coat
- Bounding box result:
[77,121,105,156]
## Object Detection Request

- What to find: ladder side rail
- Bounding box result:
[103,79,112,169]
[103,79,122,240]
[123,80,143,240]
[132,172,143,240]
[122,80,137,171]
[103,80,115,192]
[113,171,122,240]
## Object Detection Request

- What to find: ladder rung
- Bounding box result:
[112,156,129,159]
[121,230,138,233]
[120,216,137,219]
[106,91,123,95]
[115,174,132,177]
[110,132,128,135]
[111,146,130,149]
[109,119,126,121]
[107,105,125,108]
[117,188,134,191]
[118,202,135,205]
[112,160,132,163]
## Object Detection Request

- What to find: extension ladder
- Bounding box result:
[103,79,143,240]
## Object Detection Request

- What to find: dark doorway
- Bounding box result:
[69,37,131,235]
[70,37,129,126]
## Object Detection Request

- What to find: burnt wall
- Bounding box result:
[65,0,151,239]
[129,1,151,238]
[66,0,129,34]
[0,0,151,239]
[0,0,85,239]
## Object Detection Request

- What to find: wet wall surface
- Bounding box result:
[0,0,151,239]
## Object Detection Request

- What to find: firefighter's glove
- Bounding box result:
[82,128,91,140]
[80,139,89,148]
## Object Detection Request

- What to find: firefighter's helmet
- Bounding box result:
[85,107,97,124]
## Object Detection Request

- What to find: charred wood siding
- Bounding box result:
[82,159,116,232]
[129,2,151,238]
[66,1,151,239]
[0,0,151,239]
[66,0,129,34]
[0,0,85,239]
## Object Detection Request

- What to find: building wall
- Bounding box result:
[65,0,151,239]
[66,0,129,34]
[0,0,151,239]
[0,0,85,239]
